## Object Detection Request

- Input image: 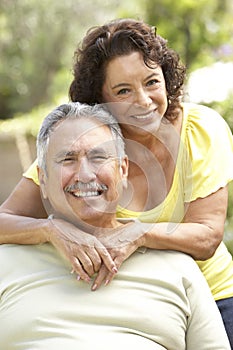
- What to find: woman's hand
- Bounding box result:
[91,220,147,290]
[47,217,118,282]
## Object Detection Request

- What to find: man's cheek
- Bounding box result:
[59,169,72,188]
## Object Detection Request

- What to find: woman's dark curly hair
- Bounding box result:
[69,18,186,120]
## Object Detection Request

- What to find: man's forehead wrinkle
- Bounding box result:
[49,123,117,160]
[54,145,109,159]
[58,118,111,138]
[70,146,113,156]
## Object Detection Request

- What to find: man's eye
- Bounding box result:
[90,155,108,162]
[61,157,75,163]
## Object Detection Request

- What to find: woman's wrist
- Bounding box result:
[132,219,149,248]
[39,217,54,243]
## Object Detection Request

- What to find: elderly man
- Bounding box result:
[0,103,230,349]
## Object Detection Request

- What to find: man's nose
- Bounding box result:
[134,88,152,108]
[73,158,96,183]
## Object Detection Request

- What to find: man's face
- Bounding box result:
[39,117,128,228]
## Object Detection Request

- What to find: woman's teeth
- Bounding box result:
[133,111,154,120]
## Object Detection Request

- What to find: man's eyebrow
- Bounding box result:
[88,145,117,157]
[87,147,108,156]
[55,150,77,159]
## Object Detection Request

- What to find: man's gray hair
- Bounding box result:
[37,102,126,172]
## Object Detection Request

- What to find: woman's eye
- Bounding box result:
[117,88,130,95]
[146,79,158,87]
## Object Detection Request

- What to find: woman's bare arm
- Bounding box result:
[146,186,228,260]
[92,186,228,290]
[0,177,117,278]
[0,177,48,244]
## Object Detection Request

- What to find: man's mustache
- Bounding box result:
[64,182,108,193]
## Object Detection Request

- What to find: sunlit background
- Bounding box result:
[0,0,233,233]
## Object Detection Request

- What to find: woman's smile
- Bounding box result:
[102,52,168,135]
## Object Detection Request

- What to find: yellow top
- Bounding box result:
[24,103,233,300]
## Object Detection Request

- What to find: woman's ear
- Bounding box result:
[37,166,48,199]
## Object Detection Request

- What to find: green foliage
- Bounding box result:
[1,1,68,118]
[0,95,67,138]
[2,0,232,120]
[0,0,123,119]
[205,95,233,227]
[205,94,233,132]
[142,0,233,71]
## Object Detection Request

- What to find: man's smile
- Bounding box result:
[72,190,103,198]
[64,182,108,198]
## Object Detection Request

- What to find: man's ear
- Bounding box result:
[37,166,48,199]
[120,156,128,189]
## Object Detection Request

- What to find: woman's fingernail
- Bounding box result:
[76,275,81,281]
[92,283,97,291]
[112,267,118,273]
[104,279,110,286]
[70,268,75,274]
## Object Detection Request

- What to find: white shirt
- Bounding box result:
[0,243,230,349]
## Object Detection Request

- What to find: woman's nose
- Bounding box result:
[134,88,152,108]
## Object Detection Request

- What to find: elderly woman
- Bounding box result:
[0,18,233,346]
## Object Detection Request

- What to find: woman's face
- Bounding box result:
[102,51,168,137]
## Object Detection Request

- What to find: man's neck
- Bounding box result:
[51,212,122,235]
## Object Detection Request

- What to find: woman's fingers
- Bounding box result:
[70,256,91,283]
[70,243,117,277]
[70,248,97,277]
[96,245,118,274]
[91,265,115,291]
[48,218,117,278]
[91,252,124,291]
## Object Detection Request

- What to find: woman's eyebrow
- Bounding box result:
[143,72,161,81]
[112,82,130,90]
[112,72,161,89]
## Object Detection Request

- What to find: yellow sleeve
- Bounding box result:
[183,103,233,201]
[23,159,40,186]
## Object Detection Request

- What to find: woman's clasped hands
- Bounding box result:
[46,216,147,290]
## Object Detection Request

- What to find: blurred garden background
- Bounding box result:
[0,0,233,244]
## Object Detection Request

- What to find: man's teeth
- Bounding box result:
[73,191,100,198]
